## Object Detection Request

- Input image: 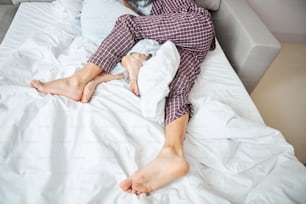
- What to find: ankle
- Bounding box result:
[160,145,190,175]
[68,76,84,88]
[161,145,184,157]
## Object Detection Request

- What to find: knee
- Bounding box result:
[164,94,193,125]
[114,14,137,35]
[115,14,134,26]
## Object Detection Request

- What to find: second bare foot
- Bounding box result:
[120,146,189,194]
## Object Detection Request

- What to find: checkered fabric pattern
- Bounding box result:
[89,0,215,125]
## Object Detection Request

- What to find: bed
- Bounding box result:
[0,0,305,203]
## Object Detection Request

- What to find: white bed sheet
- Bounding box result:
[0,2,305,204]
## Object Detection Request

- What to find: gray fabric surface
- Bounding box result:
[0,4,18,44]
[12,0,54,5]
[0,0,12,4]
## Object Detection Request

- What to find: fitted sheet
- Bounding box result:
[0,2,305,204]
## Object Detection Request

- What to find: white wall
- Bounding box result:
[247,0,306,44]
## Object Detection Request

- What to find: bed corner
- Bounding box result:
[211,0,281,93]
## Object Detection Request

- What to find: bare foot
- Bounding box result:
[120,146,189,194]
[81,73,125,103]
[30,77,84,101]
[121,53,151,96]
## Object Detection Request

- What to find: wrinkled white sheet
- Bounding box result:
[0,2,306,204]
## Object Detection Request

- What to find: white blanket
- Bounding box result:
[0,22,306,204]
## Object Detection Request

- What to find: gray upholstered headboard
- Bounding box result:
[211,0,281,93]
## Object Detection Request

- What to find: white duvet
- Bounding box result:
[0,8,306,204]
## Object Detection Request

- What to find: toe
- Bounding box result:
[30,80,41,89]
[120,178,133,192]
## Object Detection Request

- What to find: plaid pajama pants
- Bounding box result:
[89,0,215,125]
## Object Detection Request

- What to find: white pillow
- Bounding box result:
[57,0,83,16]
[138,41,180,125]
[81,0,138,45]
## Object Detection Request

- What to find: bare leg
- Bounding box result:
[30,62,102,101]
[121,53,151,96]
[81,72,125,103]
[120,113,190,194]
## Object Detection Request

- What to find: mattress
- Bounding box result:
[0,2,305,204]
